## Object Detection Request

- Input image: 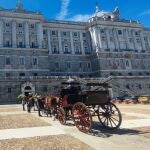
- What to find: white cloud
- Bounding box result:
[56,0,93,22]
[56,0,71,20]
[139,9,150,16]
[67,14,93,22]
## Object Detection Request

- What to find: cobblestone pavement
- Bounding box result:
[0,114,50,129]
[0,105,93,150]
[0,104,150,150]
[0,135,93,150]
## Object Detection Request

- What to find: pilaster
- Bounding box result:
[140,31,146,50]
[112,28,119,50]
[70,31,75,54]
[37,22,43,49]
[0,20,3,47]
[80,32,85,55]
[47,29,52,54]
[58,30,63,54]
[12,21,17,48]
[25,22,29,48]
[131,30,138,50]
[124,29,130,50]
[105,28,111,51]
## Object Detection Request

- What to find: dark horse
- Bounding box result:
[41,96,60,119]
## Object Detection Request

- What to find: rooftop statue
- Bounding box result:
[113,6,120,19]
[16,0,23,11]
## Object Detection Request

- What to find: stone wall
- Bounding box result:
[0,76,150,104]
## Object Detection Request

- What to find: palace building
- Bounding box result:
[0,1,150,103]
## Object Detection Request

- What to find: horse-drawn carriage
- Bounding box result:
[57,79,122,133]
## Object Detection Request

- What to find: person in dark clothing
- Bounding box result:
[37,97,45,117]
[26,93,32,113]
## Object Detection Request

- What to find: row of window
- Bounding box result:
[125,84,150,90]
[5,23,35,29]
[110,72,150,76]
[5,57,91,69]
[1,86,52,93]
[3,82,150,94]
[6,57,38,66]
[100,29,141,37]
[115,84,150,90]
[101,36,145,45]
[48,30,86,37]
[51,45,89,54]
[54,62,91,69]
[3,41,38,48]
[3,29,86,40]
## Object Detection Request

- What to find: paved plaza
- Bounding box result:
[0,104,150,150]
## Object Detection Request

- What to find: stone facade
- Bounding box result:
[0,2,150,103]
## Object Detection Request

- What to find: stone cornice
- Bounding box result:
[43,21,87,30]
[0,47,48,51]
[0,10,44,21]
[88,19,142,29]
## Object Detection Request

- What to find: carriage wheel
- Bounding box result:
[72,102,92,133]
[57,107,66,125]
[97,102,122,129]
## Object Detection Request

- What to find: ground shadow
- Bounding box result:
[89,121,150,138]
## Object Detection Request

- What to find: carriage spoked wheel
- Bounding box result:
[57,107,66,125]
[97,102,122,129]
[72,102,92,133]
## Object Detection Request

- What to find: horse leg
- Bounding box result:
[53,106,57,121]
[38,108,42,117]
[23,103,25,111]
[49,108,52,117]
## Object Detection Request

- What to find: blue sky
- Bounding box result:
[0,0,149,27]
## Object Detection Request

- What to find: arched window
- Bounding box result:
[25,86,32,90]
[64,45,69,54]
[128,72,133,76]
[43,87,48,92]
[8,87,12,93]
[126,84,130,89]
[6,57,11,65]
[138,84,142,89]
[66,62,71,69]
[31,42,35,48]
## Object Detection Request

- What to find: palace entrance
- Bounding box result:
[21,82,35,96]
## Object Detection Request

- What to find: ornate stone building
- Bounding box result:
[0,1,150,103]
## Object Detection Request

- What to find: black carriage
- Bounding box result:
[57,80,122,133]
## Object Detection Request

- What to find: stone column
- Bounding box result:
[12,21,17,48]
[80,32,85,55]
[86,32,92,53]
[58,30,63,54]
[93,27,100,52]
[92,27,102,52]
[140,31,146,50]
[112,28,119,50]
[131,30,138,50]
[105,28,111,50]
[148,37,150,51]
[0,20,3,47]
[37,22,43,49]
[25,22,30,48]
[124,29,130,50]
[70,31,75,54]
[89,28,95,51]
[97,27,103,51]
[47,29,52,54]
